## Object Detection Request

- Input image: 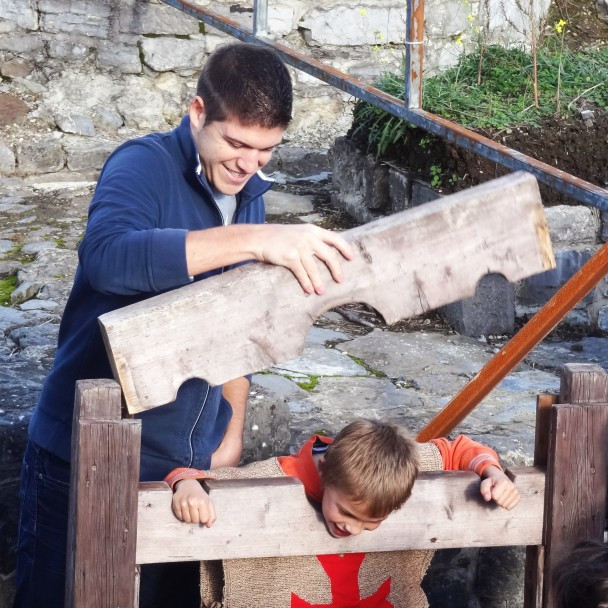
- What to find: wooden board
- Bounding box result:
[66,380,141,608]
[100,171,555,413]
[135,466,545,564]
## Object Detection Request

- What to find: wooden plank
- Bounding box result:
[99,171,555,413]
[524,393,557,608]
[542,398,608,605]
[135,466,545,564]
[65,380,142,608]
[559,362,608,404]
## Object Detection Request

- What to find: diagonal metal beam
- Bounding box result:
[162,0,608,211]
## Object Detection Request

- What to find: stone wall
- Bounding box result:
[0,0,552,182]
[330,135,607,336]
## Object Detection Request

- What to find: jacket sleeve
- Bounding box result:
[430,435,502,476]
[164,467,213,491]
[78,142,192,295]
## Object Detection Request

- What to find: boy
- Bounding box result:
[165,419,520,607]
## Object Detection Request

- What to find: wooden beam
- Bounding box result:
[524,393,557,608]
[135,466,545,564]
[99,172,554,413]
[542,364,608,608]
[65,380,142,608]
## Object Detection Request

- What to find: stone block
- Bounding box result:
[440,273,515,338]
[116,81,169,131]
[411,180,441,205]
[0,0,38,32]
[97,42,142,74]
[241,384,290,463]
[1,59,34,79]
[598,306,608,333]
[10,280,42,305]
[91,105,124,131]
[388,165,411,213]
[0,32,44,54]
[363,155,389,211]
[0,141,16,175]
[330,136,374,223]
[64,137,116,172]
[545,205,599,246]
[300,7,406,46]
[598,0,608,23]
[119,2,200,35]
[46,39,94,62]
[0,94,30,127]
[141,37,205,74]
[517,247,596,307]
[39,0,111,37]
[268,3,294,36]
[267,147,329,180]
[54,112,96,137]
[16,137,65,175]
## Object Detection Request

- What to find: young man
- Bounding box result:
[13,43,353,608]
[165,419,521,607]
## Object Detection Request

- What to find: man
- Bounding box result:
[13,43,353,608]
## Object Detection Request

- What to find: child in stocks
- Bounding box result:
[164,420,520,607]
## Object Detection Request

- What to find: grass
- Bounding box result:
[353,43,608,157]
[0,275,17,307]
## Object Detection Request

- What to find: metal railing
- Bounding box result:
[162,0,608,439]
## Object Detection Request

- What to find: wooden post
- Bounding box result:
[524,393,557,608]
[65,379,141,608]
[542,363,608,608]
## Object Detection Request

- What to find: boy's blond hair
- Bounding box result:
[319,419,419,518]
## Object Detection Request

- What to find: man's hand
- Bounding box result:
[185,224,354,296]
[480,466,520,510]
[254,224,354,295]
[172,478,216,526]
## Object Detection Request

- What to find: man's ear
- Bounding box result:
[189,96,206,130]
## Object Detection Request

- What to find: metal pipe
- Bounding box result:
[404,0,424,109]
[417,241,608,442]
[253,0,268,37]
[161,0,608,212]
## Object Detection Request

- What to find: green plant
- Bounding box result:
[295,375,319,391]
[0,275,17,307]
[429,164,442,188]
[352,44,608,157]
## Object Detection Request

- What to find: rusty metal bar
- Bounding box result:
[161,0,608,211]
[417,242,608,442]
[404,0,424,108]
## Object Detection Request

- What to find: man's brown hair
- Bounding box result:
[320,419,419,518]
[196,42,292,128]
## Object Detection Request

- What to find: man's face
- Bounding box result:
[189,96,284,196]
[321,486,388,538]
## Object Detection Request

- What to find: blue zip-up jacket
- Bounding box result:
[28,115,272,481]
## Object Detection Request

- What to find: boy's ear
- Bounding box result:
[189,96,206,129]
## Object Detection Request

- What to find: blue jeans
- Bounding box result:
[13,440,200,608]
[13,440,71,608]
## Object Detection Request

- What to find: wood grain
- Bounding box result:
[66,380,141,608]
[542,364,608,608]
[135,466,544,564]
[100,171,555,413]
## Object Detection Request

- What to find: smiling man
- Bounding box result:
[13,43,353,608]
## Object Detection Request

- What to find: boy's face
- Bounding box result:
[189,96,284,196]
[321,486,388,538]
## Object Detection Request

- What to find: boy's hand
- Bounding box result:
[172,478,216,526]
[480,466,520,510]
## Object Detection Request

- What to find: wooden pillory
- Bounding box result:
[64,174,608,607]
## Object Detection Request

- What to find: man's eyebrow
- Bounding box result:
[224,134,280,150]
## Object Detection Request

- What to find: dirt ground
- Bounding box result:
[371,108,608,206]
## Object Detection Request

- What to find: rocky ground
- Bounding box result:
[2,170,608,606]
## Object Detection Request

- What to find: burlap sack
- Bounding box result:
[200,443,444,608]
